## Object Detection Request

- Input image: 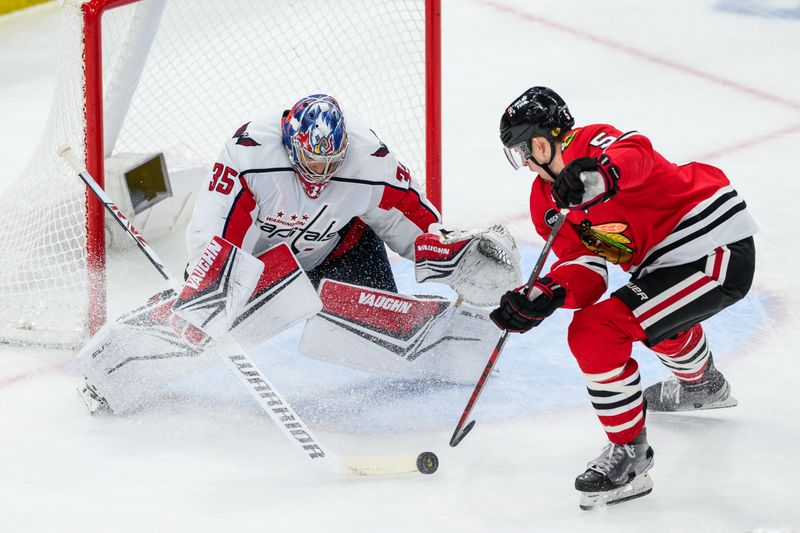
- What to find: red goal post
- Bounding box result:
[0,0,441,347]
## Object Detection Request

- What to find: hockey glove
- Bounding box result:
[552,156,620,210]
[415,224,522,307]
[490,277,566,333]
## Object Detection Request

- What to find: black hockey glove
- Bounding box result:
[552,156,620,210]
[490,277,566,333]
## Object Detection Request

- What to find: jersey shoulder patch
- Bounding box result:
[560,128,580,152]
[334,123,400,187]
[233,122,261,147]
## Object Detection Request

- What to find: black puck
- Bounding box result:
[416,451,439,474]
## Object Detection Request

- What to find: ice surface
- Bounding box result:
[1,1,798,532]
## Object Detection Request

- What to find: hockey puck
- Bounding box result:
[416,451,439,474]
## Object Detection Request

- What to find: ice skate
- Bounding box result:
[644,358,737,412]
[575,429,654,510]
[77,379,112,415]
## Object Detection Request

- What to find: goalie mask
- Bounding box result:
[281,94,349,198]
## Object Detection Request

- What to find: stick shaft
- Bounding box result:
[449,208,569,447]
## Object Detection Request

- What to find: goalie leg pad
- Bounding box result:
[79,290,218,415]
[228,242,323,351]
[299,280,500,383]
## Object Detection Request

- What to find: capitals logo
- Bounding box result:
[232,122,261,146]
[256,204,339,255]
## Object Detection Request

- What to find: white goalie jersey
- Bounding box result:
[186,109,440,272]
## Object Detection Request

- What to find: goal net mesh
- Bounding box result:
[0,0,430,347]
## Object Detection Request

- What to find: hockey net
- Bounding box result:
[0,0,440,348]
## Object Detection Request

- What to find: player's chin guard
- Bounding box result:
[281,93,349,198]
[500,86,574,179]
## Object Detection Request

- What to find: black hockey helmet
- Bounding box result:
[500,86,574,170]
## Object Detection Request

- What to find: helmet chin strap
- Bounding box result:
[529,139,560,181]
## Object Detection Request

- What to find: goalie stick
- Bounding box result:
[449,208,569,447]
[58,145,423,476]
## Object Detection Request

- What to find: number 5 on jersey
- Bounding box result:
[209,163,238,195]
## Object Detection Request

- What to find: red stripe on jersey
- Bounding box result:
[378,186,438,231]
[328,218,367,261]
[222,177,257,247]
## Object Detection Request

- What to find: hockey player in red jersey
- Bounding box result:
[490,86,757,509]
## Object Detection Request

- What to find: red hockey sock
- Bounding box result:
[568,297,648,444]
[649,323,710,382]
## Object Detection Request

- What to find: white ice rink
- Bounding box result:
[1,1,799,531]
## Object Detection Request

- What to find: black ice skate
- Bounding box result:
[77,379,111,415]
[575,429,654,510]
[643,358,737,412]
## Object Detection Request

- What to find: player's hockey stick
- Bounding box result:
[59,145,424,476]
[449,208,569,447]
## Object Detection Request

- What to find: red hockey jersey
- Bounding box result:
[530,124,757,309]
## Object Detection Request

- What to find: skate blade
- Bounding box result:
[695,395,738,410]
[664,395,739,413]
[579,472,653,511]
[76,386,111,416]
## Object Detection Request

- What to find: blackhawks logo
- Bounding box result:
[579,221,635,264]
[561,130,578,152]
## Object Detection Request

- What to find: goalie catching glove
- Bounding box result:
[414,224,522,307]
[490,277,565,333]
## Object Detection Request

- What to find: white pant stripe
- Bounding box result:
[632,271,706,318]
[640,281,717,329]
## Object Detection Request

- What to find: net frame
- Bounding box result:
[0,0,441,347]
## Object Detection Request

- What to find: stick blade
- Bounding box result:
[56,144,84,173]
[449,420,476,447]
[340,454,420,476]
